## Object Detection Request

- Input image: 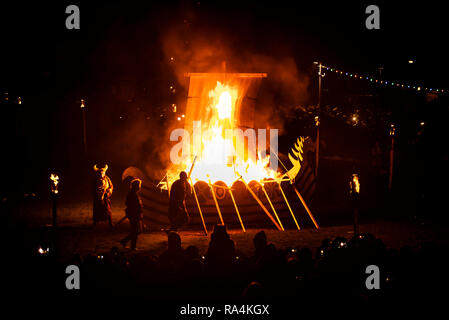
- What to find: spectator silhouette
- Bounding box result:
[241,281,265,299]
[206,224,236,272]
[183,245,204,278]
[159,232,186,272]
[185,245,200,262]
[252,230,268,263]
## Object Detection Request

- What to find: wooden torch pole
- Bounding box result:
[388,125,395,191]
[81,99,87,154]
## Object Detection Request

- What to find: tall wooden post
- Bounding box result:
[388,124,395,191]
[81,99,87,154]
[315,117,320,178]
[350,174,360,235]
[353,206,359,235]
[314,62,323,178]
[50,174,59,227]
[52,194,57,227]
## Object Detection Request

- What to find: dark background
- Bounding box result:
[1,1,447,222]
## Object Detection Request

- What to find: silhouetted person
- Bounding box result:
[120,179,143,250]
[159,232,186,271]
[241,281,265,299]
[206,224,236,272]
[252,230,268,263]
[167,171,191,231]
[185,245,201,262]
[92,164,113,226]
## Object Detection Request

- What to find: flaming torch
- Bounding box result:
[349,173,360,235]
[50,173,59,227]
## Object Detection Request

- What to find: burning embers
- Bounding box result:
[170,81,278,187]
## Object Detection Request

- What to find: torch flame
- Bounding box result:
[352,174,360,194]
[50,174,59,194]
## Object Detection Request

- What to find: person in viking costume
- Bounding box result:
[92,164,113,226]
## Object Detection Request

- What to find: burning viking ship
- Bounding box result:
[122,72,319,233]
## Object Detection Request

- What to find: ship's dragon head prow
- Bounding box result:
[283,136,306,182]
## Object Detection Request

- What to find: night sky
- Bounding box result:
[1,1,447,214]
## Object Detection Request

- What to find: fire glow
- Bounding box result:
[172,81,279,186]
[151,75,320,232]
[50,174,59,194]
[351,174,360,194]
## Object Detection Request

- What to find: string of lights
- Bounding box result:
[322,64,446,94]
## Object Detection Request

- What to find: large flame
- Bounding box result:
[172,81,278,186]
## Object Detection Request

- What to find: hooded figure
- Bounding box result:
[92,164,113,226]
[206,224,236,272]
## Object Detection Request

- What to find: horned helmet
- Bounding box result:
[93,164,108,177]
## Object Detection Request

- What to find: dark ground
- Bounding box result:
[16,220,449,261]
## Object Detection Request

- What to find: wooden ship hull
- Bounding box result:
[137,161,317,231]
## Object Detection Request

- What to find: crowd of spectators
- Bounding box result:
[6,224,447,309]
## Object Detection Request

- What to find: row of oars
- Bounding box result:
[189,175,319,236]
[179,149,319,236]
